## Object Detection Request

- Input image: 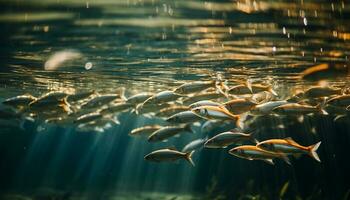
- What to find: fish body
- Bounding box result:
[29,92,68,108]
[144,148,195,166]
[126,93,153,105]
[143,91,184,105]
[326,95,350,107]
[250,100,289,115]
[166,111,202,123]
[228,84,275,95]
[191,105,239,121]
[204,130,257,148]
[251,91,275,104]
[189,100,222,109]
[303,86,342,98]
[148,125,192,142]
[74,112,102,124]
[174,81,216,94]
[273,103,327,115]
[182,92,225,106]
[228,145,290,165]
[224,99,257,114]
[182,137,207,152]
[257,138,321,162]
[135,103,171,114]
[129,125,162,136]
[2,94,37,108]
[80,94,120,110]
[67,90,96,103]
[155,106,189,118]
[100,102,133,115]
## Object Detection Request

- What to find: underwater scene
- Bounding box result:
[0,0,350,199]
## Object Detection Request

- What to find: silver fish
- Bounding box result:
[144,148,195,166]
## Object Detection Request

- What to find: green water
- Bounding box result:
[0,0,349,199]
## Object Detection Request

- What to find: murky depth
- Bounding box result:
[0,0,349,200]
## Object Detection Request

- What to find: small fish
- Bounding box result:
[191,105,239,121]
[303,86,342,99]
[326,95,350,107]
[29,91,68,107]
[2,94,37,109]
[80,94,121,110]
[204,130,257,148]
[129,125,162,136]
[228,84,277,96]
[142,91,184,106]
[228,145,290,165]
[272,103,327,115]
[126,93,153,105]
[250,100,290,115]
[300,63,349,80]
[144,148,195,167]
[181,91,226,106]
[174,80,216,94]
[28,92,71,113]
[155,105,189,118]
[100,102,133,115]
[148,124,193,142]
[74,112,102,124]
[182,137,208,152]
[135,103,171,115]
[224,99,257,115]
[201,120,222,133]
[166,111,202,123]
[66,90,96,103]
[189,100,223,109]
[257,138,321,162]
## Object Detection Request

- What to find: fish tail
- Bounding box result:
[245,79,253,93]
[185,150,195,167]
[59,98,72,113]
[119,87,127,101]
[308,141,321,162]
[316,99,328,115]
[215,81,229,98]
[269,88,278,96]
[235,113,247,130]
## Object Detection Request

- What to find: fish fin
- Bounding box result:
[310,127,317,135]
[297,115,304,123]
[183,123,194,133]
[308,141,321,162]
[284,137,298,145]
[118,87,126,101]
[316,99,328,115]
[269,88,278,96]
[185,150,195,167]
[263,159,275,165]
[333,115,346,122]
[280,154,291,165]
[245,79,253,93]
[236,113,247,130]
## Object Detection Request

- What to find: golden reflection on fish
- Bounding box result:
[257,138,321,162]
[224,99,257,115]
[228,145,290,165]
[129,125,162,137]
[155,105,189,118]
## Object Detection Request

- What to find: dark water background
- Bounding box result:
[0,0,350,199]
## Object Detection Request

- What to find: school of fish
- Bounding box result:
[1,76,350,167]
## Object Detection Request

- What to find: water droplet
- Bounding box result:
[282,27,286,34]
[85,62,93,70]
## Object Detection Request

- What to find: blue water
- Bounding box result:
[0,0,349,199]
